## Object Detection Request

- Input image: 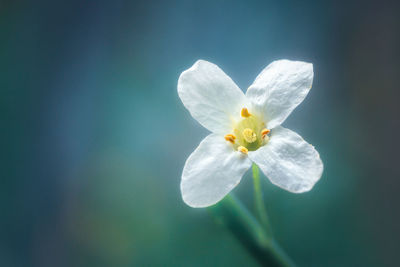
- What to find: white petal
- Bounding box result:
[248,126,323,193]
[181,134,252,207]
[178,60,247,134]
[246,60,313,129]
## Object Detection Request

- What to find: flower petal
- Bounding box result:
[178,60,247,134]
[248,126,323,193]
[246,60,313,129]
[181,134,252,207]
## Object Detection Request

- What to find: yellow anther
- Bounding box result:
[241,107,251,118]
[238,146,248,154]
[261,129,270,139]
[242,128,257,143]
[224,134,236,144]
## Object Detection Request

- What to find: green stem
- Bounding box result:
[252,164,272,236]
[208,195,295,267]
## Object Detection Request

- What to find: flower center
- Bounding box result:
[242,128,257,143]
[224,107,270,154]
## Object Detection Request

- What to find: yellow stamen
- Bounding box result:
[224,134,236,144]
[238,146,248,154]
[261,129,270,139]
[242,128,257,143]
[241,107,251,118]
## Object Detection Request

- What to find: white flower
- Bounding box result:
[178,59,323,208]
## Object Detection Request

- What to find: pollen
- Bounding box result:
[241,107,251,118]
[242,128,257,143]
[238,146,248,154]
[224,134,236,144]
[261,129,270,139]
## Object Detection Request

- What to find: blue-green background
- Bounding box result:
[1,0,399,266]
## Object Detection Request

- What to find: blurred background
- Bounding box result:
[1,0,399,266]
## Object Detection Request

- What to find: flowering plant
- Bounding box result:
[177,59,323,266]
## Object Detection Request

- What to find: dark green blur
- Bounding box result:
[1,0,399,266]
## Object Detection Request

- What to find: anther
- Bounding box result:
[242,128,257,143]
[241,107,251,118]
[238,146,248,154]
[224,134,236,144]
[261,129,270,139]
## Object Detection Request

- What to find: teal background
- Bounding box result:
[1,0,399,266]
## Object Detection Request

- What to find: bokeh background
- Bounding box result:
[1,0,399,266]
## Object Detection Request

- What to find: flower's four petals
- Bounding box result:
[246,60,313,129]
[178,60,247,134]
[181,134,252,208]
[248,126,323,193]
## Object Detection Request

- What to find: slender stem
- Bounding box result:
[252,164,272,236]
[208,195,295,267]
